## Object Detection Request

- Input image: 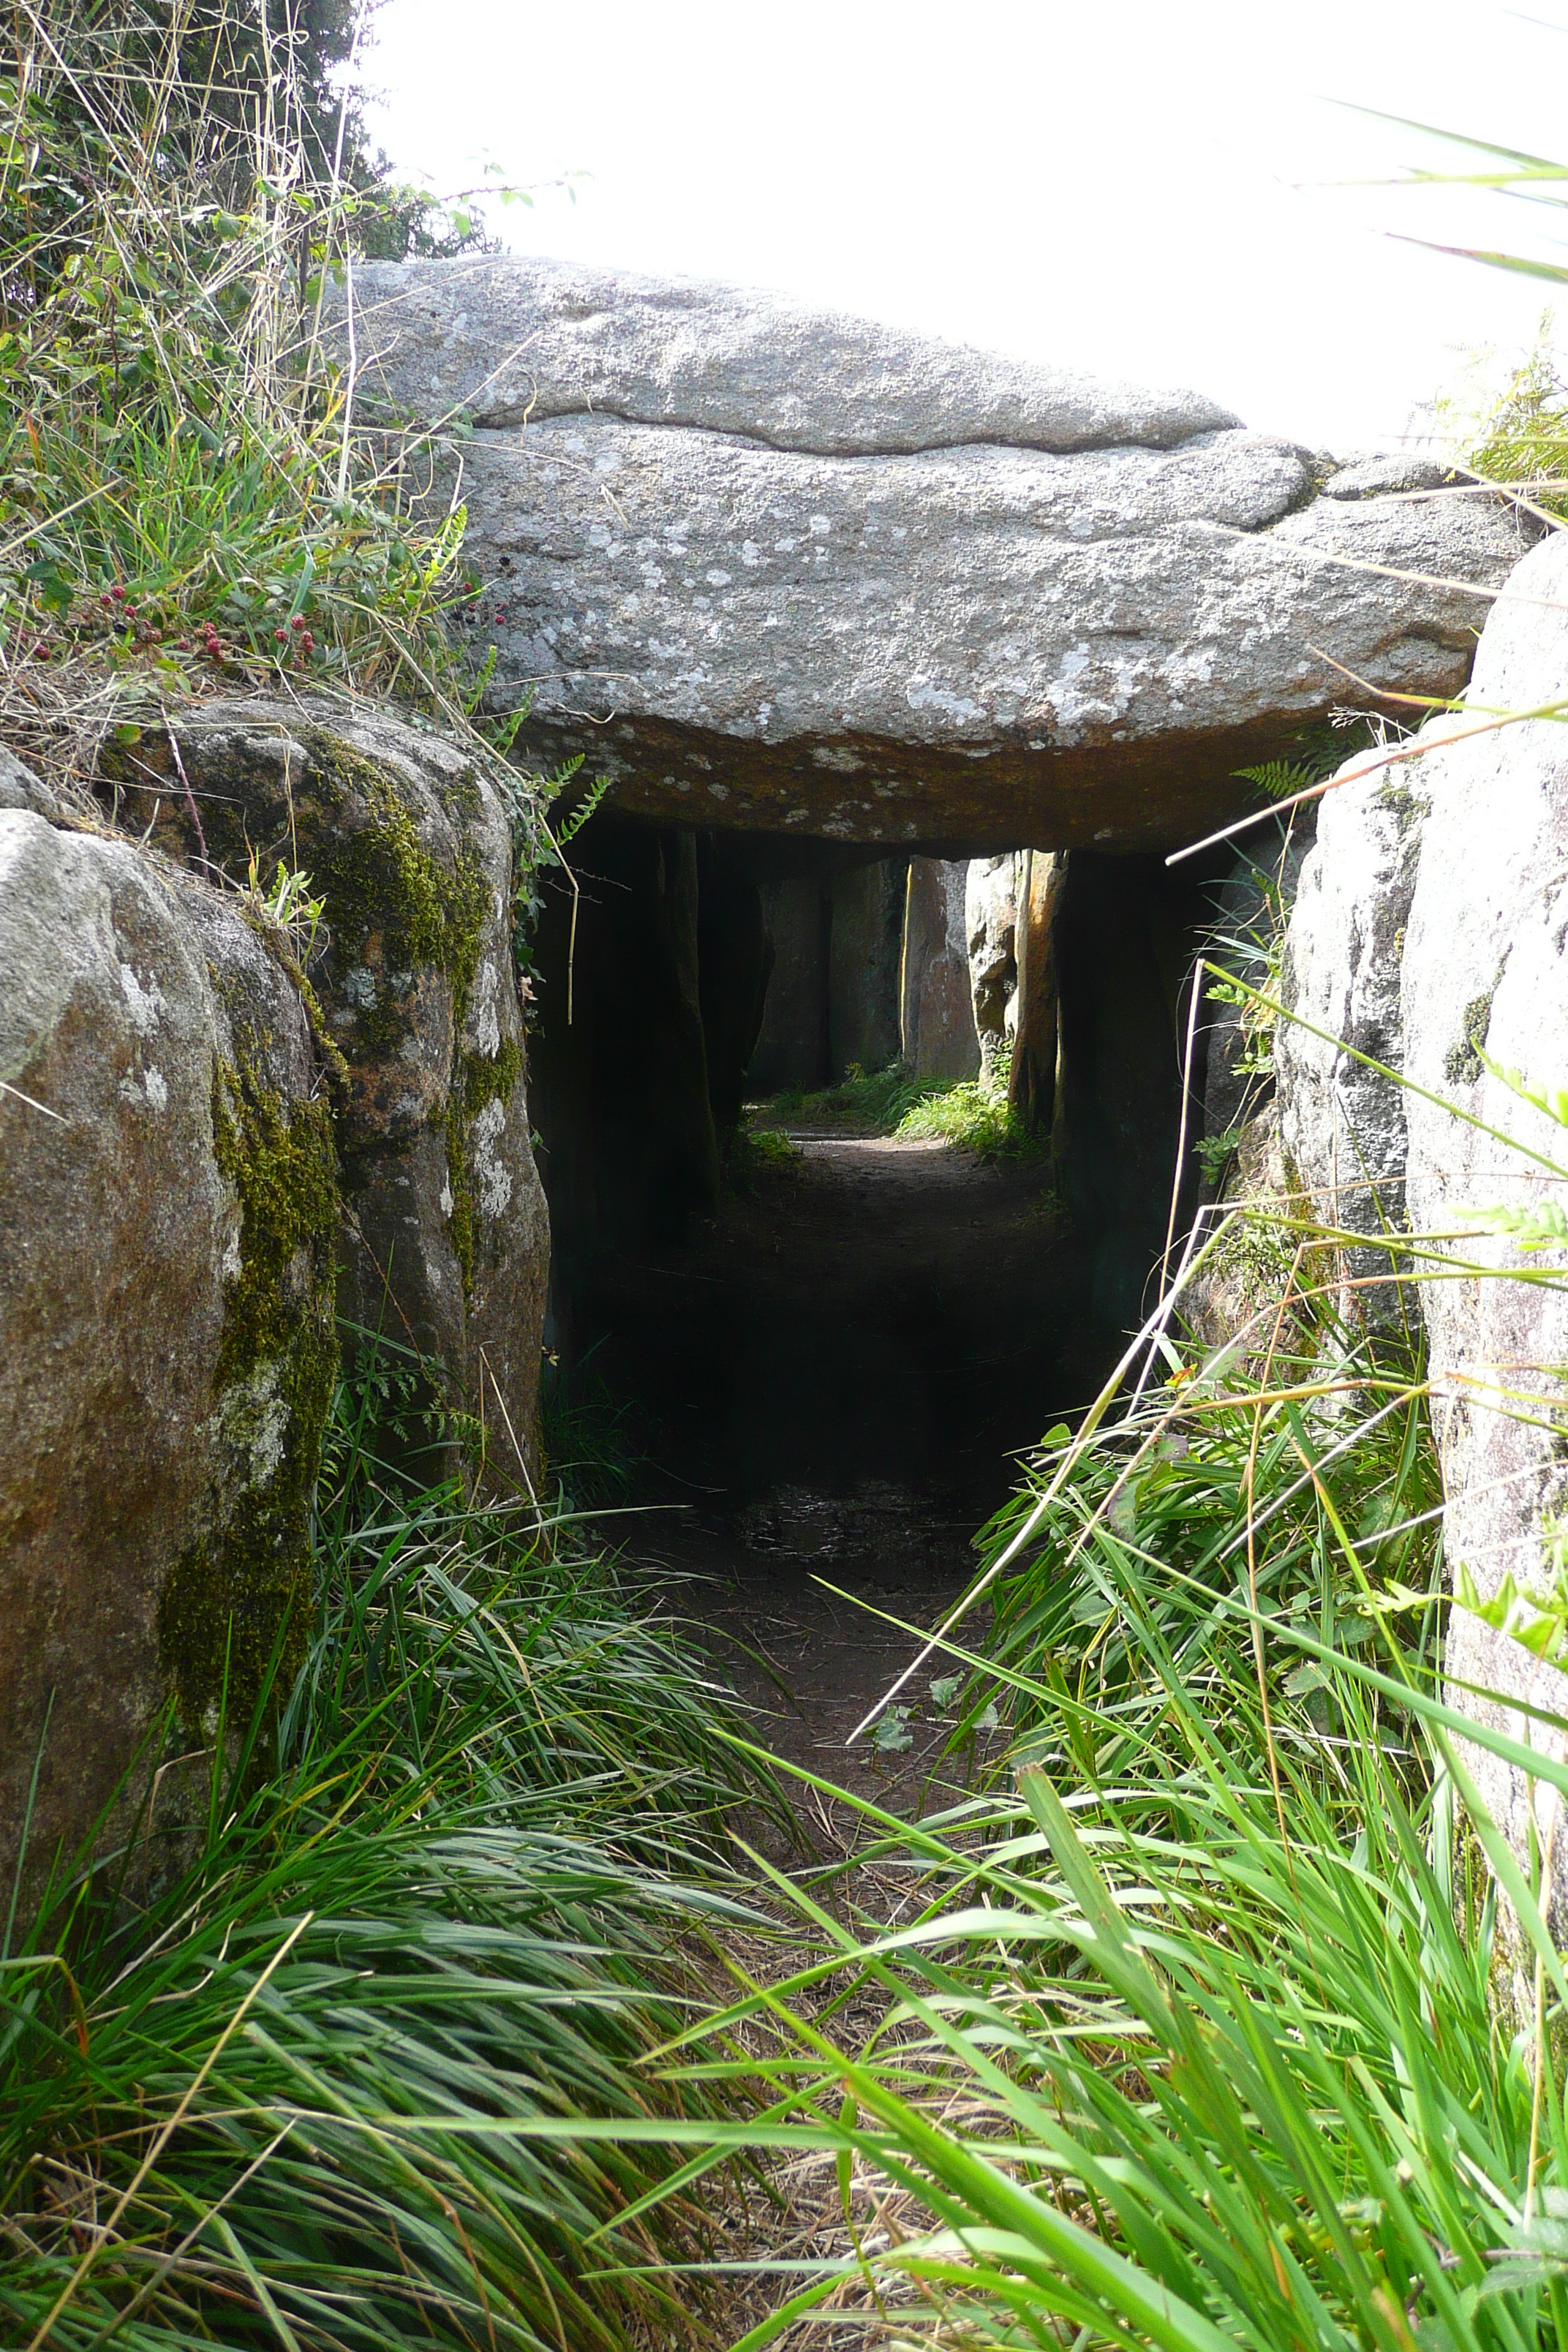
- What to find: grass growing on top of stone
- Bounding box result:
[755,1060,1045,1160]
[0,1362,774,2351]
[0,0,570,851]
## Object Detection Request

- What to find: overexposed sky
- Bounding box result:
[363,0,1568,454]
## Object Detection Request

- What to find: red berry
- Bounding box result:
[99,591,113,607]
[110,585,126,601]
[291,614,306,630]
[274,627,287,641]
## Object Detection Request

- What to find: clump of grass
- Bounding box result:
[892,1073,1038,1158]
[657,1307,1564,2352]
[647,1096,1568,2351]
[758,1060,933,1131]
[755,1060,1044,1161]
[0,1362,774,2351]
[538,1346,645,1516]
[0,0,576,867]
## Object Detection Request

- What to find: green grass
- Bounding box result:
[0,0,580,873]
[640,908,1568,2347]
[754,1060,1044,1161]
[649,1311,1568,2352]
[0,1370,775,2351]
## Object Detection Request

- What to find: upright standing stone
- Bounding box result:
[102,696,550,1487]
[829,857,908,1077]
[902,859,981,1082]
[0,802,336,1910]
[966,854,1019,1081]
[1010,851,1066,1132]
[750,875,831,1094]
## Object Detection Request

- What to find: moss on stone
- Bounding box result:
[159,1053,339,1745]
[442,1035,522,1299]
[308,742,489,1062]
[1445,991,1494,1088]
[121,712,519,1335]
[295,733,509,1294]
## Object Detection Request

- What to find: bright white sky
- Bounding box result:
[364,0,1568,456]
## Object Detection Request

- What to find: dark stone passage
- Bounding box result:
[568,1126,1095,1545]
[556,1121,1098,1812]
[521,811,1236,1801]
[527,815,1224,1599]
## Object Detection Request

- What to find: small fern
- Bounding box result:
[1234,758,1323,800]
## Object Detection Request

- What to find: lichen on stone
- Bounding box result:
[158,1049,339,1744]
[443,1033,522,1297]
[1444,991,1495,1088]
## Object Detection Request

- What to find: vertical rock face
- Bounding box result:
[966,854,1019,1080]
[530,821,718,1273]
[1053,851,1214,1330]
[1200,820,1308,1171]
[829,858,907,1077]
[106,698,551,1487]
[750,875,831,1093]
[901,858,981,1082]
[1272,530,1568,1972]
[1397,530,1568,1951]
[0,804,336,1906]
[1277,765,1423,1332]
[1009,851,1066,1132]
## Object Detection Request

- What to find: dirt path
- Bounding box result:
[573,1126,1100,1823]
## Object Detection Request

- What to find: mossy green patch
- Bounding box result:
[297,732,511,1296]
[159,1054,339,1746]
[443,1035,522,1299]
[307,739,489,1064]
[1445,991,1494,1088]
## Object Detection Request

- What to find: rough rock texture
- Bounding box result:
[750,875,829,1094]
[1265,530,1568,1970]
[1009,851,1066,1132]
[829,857,906,1077]
[902,859,981,1082]
[1278,754,1427,1332]
[104,697,550,1484]
[966,854,1019,1079]
[331,257,1531,851]
[529,821,719,1279]
[1179,1105,1294,1359]
[0,802,336,1906]
[338,252,1240,457]
[1397,529,1568,1956]
[0,745,62,816]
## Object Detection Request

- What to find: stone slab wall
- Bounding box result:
[1,699,553,1907]
[902,858,981,1082]
[0,802,335,1907]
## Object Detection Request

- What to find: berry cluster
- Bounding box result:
[98,584,167,647]
[17,580,325,675]
[271,614,317,666]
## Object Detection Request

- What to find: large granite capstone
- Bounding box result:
[333,255,1531,850]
